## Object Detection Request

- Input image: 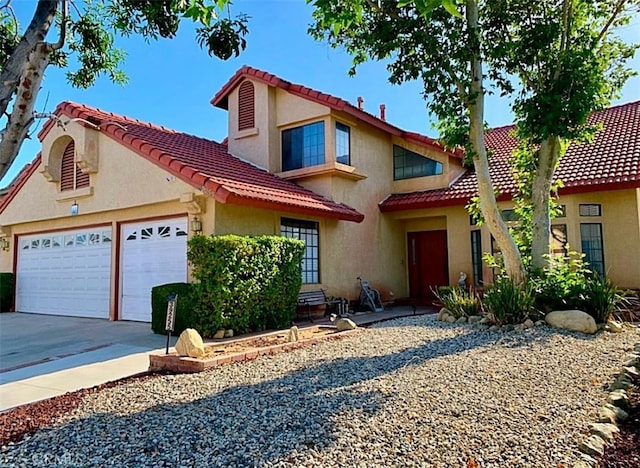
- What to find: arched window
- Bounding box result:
[238,80,255,131]
[60,141,89,191]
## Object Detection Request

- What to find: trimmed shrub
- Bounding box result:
[187,234,304,337]
[151,282,198,335]
[435,286,483,318]
[484,276,535,325]
[0,272,13,312]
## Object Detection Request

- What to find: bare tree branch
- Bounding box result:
[50,0,67,50]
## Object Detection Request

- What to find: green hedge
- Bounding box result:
[151,282,197,335]
[0,272,13,312]
[187,234,304,337]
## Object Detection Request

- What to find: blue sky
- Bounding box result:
[2,0,639,186]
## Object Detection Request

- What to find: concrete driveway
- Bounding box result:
[0,312,175,411]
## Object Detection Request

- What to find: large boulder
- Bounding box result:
[545,310,597,334]
[336,318,357,331]
[175,328,205,358]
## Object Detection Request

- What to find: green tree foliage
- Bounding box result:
[309,0,638,276]
[0,0,249,180]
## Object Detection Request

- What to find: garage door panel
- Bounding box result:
[16,228,112,319]
[120,218,188,322]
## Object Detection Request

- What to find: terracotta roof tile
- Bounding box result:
[211,65,463,158]
[380,100,640,212]
[9,102,364,222]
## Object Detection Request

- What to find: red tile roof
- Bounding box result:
[380,100,640,212]
[1,102,364,222]
[211,65,464,159]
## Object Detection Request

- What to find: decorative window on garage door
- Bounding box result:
[126,224,187,241]
[20,230,111,250]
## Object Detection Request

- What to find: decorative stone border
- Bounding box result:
[573,338,640,467]
[149,326,362,373]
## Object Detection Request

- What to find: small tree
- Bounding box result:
[0,0,249,181]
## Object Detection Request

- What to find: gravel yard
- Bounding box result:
[1,315,638,467]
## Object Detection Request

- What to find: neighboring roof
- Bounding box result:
[211,65,464,159]
[0,102,364,222]
[380,100,640,212]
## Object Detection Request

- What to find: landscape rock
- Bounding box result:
[213,330,225,339]
[535,320,545,326]
[224,329,234,338]
[605,403,629,421]
[607,389,629,408]
[588,422,619,442]
[579,435,606,457]
[445,315,456,324]
[523,319,534,329]
[437,308,450,321]
[455,317,468,324]
[335,318,357,331]
[174,329,205,358]
[596,406,619,424]
[479,317,490,324]
[606,321,624,333]
[468,316,482,324]
[288,326,299,343]
[545,310,597,334]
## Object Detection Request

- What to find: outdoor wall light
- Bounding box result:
[191,216,202,235]
[0,237,9,252]
[71,201,79,216]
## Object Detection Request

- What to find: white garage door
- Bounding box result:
[16,228,112,318]
[120,218,188,322]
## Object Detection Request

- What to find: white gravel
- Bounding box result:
[1,315,638,467]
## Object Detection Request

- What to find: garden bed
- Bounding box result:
[149,325,361,373]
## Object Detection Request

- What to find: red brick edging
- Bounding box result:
[149,327,362,373]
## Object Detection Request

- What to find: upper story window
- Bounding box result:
[60,141,89,191]
[238,80,255,131]
[336,122,350,165]
[393,145,443,180]
[282,121,325,171]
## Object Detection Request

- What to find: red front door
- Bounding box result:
[408,230,449,301]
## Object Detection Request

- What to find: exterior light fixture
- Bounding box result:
[71,201,79,216]
[190,216,202,235]
[0,237,9,252]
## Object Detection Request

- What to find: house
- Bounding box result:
[0,66,638,321]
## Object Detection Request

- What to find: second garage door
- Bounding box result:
[120,218,188,322]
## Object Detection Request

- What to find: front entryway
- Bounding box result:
[120,218,188,322]
[407,230,449,302]
[16,227,113,318]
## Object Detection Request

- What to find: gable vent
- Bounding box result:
[238,80,255,131]
[60,141,89,191]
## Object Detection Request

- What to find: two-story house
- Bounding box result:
[1,66,639,321]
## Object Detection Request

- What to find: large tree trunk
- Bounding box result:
[0,0,58,181]
[466,0,525,282]
[530,135,562,270]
